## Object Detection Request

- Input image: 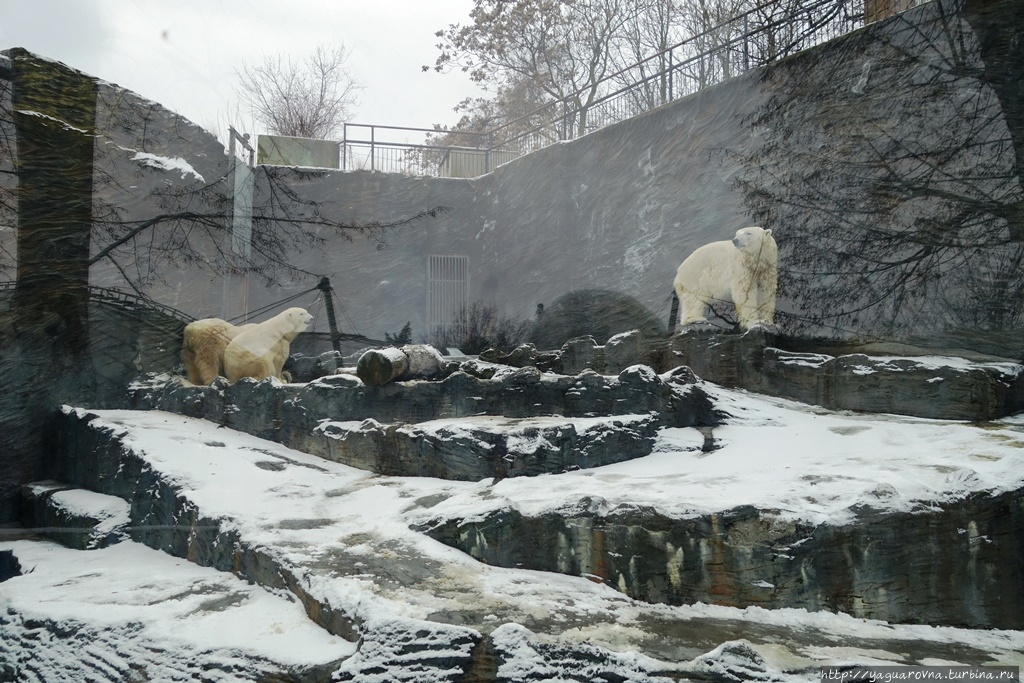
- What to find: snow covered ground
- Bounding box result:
[451,383,1024,526]
[2,380,1024,679]
[0,541,354,680]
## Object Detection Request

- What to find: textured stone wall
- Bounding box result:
[421,487,1024,629]
[0,50,224,521]
[235,0,1024,358]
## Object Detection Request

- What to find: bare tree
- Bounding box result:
[733,1,1024,338]
[428,0,635,140]
[614,0,688,109]
[410,74,554,174]
[427,0,858,150]
[235,43,361,140]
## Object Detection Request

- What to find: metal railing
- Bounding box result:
[492,0,864,156]
[341,123,491,176]
[340,0,866,178]
[0,280,195,323]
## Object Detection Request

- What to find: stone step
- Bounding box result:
[20,480,130,550]
[44,405,1024,680]
[0,538,354,683]
[313,412,667,481]
[672,328,1024,421]
[128,363,723,480]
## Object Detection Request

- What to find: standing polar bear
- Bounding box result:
[223,307,314,382]
[181,318,256,385]
[673,226,778,330]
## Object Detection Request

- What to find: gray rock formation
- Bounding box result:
[671,328,1024,420]
[128,363,723,481]
[480,331,672,377]
[461,328,1024,421]
[24,410,731,683]
[314,412,665,481]
[418,489,1024,629]
[32,404,1024,681]
[20,481,129,550]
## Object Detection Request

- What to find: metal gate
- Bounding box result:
[426,255,469,344]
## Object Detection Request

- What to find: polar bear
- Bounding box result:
[223,307,314,383]
[181,318,256,385]
[673,226,777,330]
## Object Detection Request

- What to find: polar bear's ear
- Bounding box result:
[764,229,772,236]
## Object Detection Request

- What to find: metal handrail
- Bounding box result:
[0,280,195,323]
[489,0,861,151]
[88,286,196,323]
[342,121,490,174]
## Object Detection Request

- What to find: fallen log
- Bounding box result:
[356,345,445,385]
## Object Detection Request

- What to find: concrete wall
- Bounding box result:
[239,75,756,344]
[257,134,340,168]
[7,0,1021,356]
[237,0,1024,356]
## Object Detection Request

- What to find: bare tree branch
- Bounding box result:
[235,43,361,140]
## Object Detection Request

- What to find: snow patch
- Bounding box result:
[49,488,130,540]
[15,109,89,134]
[0,540,356,666]
[131,151,206,183]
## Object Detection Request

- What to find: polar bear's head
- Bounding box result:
[731,226,773,254]
[282,307,314,333]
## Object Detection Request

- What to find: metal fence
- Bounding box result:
[341,0,867,178]
[0,280,196,323]
[341,123,485,176]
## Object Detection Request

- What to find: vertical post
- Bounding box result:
[668,49,674,103]
[486,132,493,174]
[3,49,98,521]
[743,15,750,71]
[669,291,680,333]
[317,276,342,354]
[370,125,376,172]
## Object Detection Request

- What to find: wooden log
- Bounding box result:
[356,347,409,386]
[356,345,446,386]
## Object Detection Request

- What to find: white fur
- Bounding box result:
[223,307,314,382]
[181,318,256,385]
[673,226,778,330]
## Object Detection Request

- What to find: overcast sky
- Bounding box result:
[0,0,482,141]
